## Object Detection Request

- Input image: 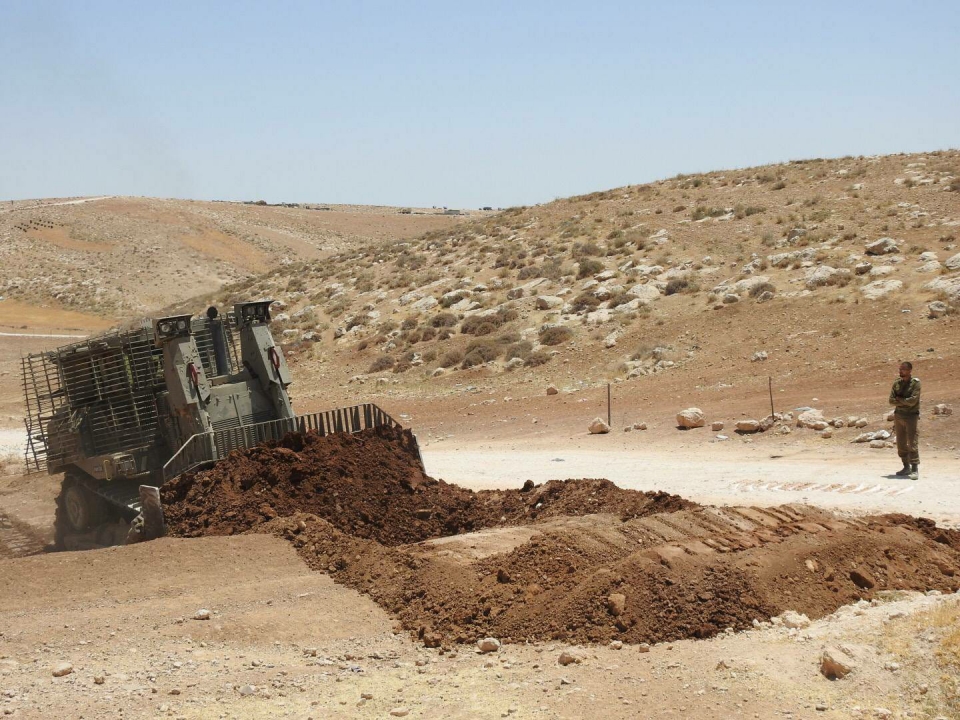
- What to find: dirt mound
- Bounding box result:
[162,427,960,648]
[162,426,692,545]
[269,508,960,647]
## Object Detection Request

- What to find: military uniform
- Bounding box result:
[888,376,920,473]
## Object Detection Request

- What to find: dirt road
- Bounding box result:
[424,445,960,529]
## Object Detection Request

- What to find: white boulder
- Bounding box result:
[589,418,611,434]
[676,408,706,429]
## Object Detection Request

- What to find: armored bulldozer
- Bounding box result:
[22,300,422,550]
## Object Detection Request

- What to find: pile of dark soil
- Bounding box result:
[161,427,960,648]
[161,426,692,545]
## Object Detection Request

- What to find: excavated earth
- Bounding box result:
[161,426,960,648]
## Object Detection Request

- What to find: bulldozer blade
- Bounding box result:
[139,485,165,541]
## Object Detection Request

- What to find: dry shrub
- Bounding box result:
[539,326,573,346]
[665,276,699,295]
[429,312,458,328]
[607,291,632,308]
[576,258,604,279]
[367,355,394,373]
[571,293,601,313]
[505,340,533,361]
[461,319,496,336]
[439,348,464,368]
[571,241,602,258]
[461,339,501,368]
[461,307,518,336]
[524,350,552,367]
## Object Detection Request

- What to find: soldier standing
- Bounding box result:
[889,361,921,479]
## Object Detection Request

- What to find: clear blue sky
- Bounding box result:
[1,1,958,208]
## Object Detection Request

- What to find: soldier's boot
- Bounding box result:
[909,463,919,480]
[895,462,911,477]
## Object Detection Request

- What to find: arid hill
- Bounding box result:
[168,152,960,440]
[0,197,476,315]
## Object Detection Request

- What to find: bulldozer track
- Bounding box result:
[0,510,48,559]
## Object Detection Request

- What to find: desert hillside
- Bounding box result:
[168,151,960,440]
[0,196,477,316]
[3,152,959,449]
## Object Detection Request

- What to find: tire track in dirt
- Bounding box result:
[0,510,48,559]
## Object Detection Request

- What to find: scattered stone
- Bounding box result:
[558,648,588,666]
[861,279,903,300]
[945,252,960,271]
[193,609,211,621]
[94,675,105,685]
[805,266,850,289]
[632,422,647,431]
[820,647,856,679]
[609,640,623,650]
[722,293,739,304]
[736,419,760,433]
[589,418,611,434]
[676,408,705,429]
[626,284,662,304]
[52,662,73,678]
[751,350,768,362]
[546,385,559,396]
[849,569,877,590]
[796,409,825,429]
[865,238,900,256]
[933,403,953,416]
[928,301,950,319]
[711,421,724,431]
[477,638,501,654]
[820,430,833,439]
[607,593,627,617]
[637,643,651,653]
[780,611,811,629]
[854,262,873,275]
[536,296,564,310]
[390,708,410,717]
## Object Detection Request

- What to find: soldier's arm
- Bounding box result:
[889,382,899,406]
[900,380,921,411]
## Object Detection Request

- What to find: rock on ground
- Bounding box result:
[676,408,705,429]
[477,637,501,653]
[589,418,611,434]
[820,647,857,679]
